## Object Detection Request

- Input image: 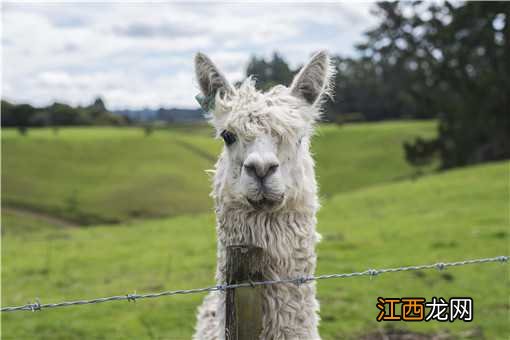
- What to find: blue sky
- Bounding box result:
[2,2,377,110]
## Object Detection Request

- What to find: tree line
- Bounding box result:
[1,97,128,133]
[1,97,207,137]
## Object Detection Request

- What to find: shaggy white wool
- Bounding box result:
[193,51,334,340]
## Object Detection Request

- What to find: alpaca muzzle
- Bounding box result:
[247,189,285,210]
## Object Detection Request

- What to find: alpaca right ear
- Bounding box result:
[194,52,233,104]
[290,50,333,106]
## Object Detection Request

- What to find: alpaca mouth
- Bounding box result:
[247,195,284,210]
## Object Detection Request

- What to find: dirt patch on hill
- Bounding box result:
[2,206,80,228]
[174,139,216,162]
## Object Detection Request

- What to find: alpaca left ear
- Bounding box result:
[290,51,333,105]
[194,52,233,105]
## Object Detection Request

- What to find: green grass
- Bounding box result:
[2,127,219,224]
[2,161,508,339]
[316,160,509,339]
[314,121,437,198]
[1,121,436,224]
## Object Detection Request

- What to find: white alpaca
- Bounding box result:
[193,51,334,340]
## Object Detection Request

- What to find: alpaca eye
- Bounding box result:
[220,130,237,146]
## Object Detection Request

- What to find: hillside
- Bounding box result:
[314,121,437,197]
[2,161,508,339]
[2,127,218,224]
[1,121,436,225]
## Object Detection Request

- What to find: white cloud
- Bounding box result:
[2,3,377,109]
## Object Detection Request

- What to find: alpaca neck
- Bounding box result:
[215,207,318,282]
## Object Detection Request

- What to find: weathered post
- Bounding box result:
[225,245,264,340]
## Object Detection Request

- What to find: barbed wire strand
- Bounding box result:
[2,255,507,313]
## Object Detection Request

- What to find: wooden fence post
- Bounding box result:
[225,245,264,340]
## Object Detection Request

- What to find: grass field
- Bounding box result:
[2,127,219,224]
[2,121,509,339]
[2,121,436,224]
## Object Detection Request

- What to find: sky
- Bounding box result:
[2,2,378,110]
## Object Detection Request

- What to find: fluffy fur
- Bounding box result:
[193,51,334,340]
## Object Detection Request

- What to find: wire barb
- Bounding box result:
[367,269,379,277]
[29,299,41,312]
[1,255,507,313]
[293,277,308,286]
[435,262,446,270]
[126,292,137,303]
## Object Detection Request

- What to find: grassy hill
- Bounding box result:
[314,121,437,198]
[2,127,219,224]
[1,121,436,225]
[2,161,508,339]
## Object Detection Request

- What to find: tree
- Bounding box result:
[353,2,444,120]
[87,97,107,120]
[11,103,36,134]
[48,103,80,126]
[350,1,509,168]
[399,2,510,168]
[327,56,387,122]
[1,100,16,126]
[246,53,295,90]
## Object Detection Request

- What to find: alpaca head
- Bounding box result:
[195,51,334,212]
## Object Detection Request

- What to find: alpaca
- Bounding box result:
[193,51,334,340]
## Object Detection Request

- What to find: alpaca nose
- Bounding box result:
[243,156,279,181]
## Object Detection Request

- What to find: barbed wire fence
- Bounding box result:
[2,255,508,313]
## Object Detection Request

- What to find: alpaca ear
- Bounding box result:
[290,51,333,105]
[194,52,233,103]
